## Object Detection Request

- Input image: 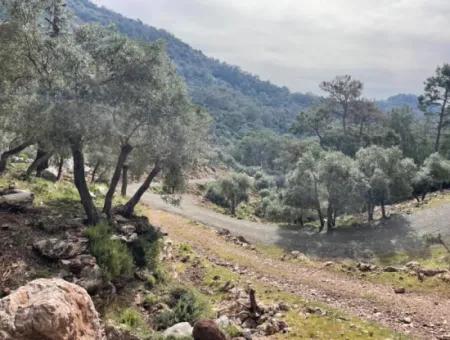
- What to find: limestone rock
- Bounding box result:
[162,322,193,338]
[34,236,89,260]
[0,278,103,340]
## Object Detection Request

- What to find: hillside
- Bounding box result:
[68,0,319,143]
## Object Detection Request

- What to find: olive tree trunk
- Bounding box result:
[70,138,99,225]
[119,163,161,218]
[56,156,65,181]
[0,141,31,175]
[103,143,133,217]
[121,164,129,197]
[26,149,52,178]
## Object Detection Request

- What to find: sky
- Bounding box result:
[93,0,450,99]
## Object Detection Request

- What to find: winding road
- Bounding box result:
[129,182,450,259]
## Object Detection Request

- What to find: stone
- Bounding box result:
[278,302,290,311]
[0,278,102,340]
[242,328,252,340]
[405,261,420,270]
[384,266,402,272]
[0,190,34,209]
[33,237,88,260]
[75,263,103,294]
[357,262,376,272]
[162,322,193,338]
[61,254,97,275]
[193,320,227,340]
[40,170,58,182]
[242,318,257,329]
[120,224,136,235]
[215,315,231,328]
[111,233,138,244]
[401,316,412,324]
[114,215,131,224]
[394,287,406,294]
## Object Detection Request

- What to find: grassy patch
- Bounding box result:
[107,307,153,339]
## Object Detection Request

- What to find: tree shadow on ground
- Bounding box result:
[274,214,428,260]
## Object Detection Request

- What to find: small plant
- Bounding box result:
[155,286,209,330]
[85,223,134,281]
[114,308,152,338]
[119,308,144,329]
[146,274,157,289]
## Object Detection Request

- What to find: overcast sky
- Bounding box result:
[93,0,450,99]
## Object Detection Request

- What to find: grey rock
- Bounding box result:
[162,322,193,338]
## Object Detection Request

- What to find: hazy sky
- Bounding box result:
[93,0,450,99]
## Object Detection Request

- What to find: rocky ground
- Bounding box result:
[1,172,450,339]
[148,207,450,340]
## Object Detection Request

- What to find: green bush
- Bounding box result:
[86,223,134,281]
[255,175,272,190]
[155,287,209,330]
[119,308,144,329]
[259,188,271,198]
[205,182,228,208]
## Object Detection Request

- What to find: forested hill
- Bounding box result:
[67,1,420,142]
[68,0,318,142]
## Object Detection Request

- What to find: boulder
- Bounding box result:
[357,262,377,272]
[0,189,34,210]
[193,320,227,340]
[34,236,89,260]
[40,169,58,182]
[162,322,193,338]
[0,278,103,340]
[75,263,103,294]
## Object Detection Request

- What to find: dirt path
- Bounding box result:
[146,208,450,340]
[129,183,450,259]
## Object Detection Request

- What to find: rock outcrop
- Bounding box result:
[33,236,89,260]
[0,278,103,340]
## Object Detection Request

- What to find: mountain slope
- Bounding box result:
[68,0,318,142]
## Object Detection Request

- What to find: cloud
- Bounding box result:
[93,0,450,98]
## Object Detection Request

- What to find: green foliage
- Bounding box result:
[155,287,209,330]
[205,173,252,215]
[85,223,134,281]
[66,0,317,144]
[423,152,450,188]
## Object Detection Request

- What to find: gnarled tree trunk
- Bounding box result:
[56,156,65,181]
[103,143,133,217]
[119,163,161,218]
[26,149,52,178]
[70,138,99,225]
[121,164,129,197]
[0,141,31,175]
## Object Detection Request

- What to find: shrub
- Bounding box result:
[85,223,134,281]
[255,175,272,190]
[128,217,162,270]
[119,308,144,329]
[259,188,271,198]
[205,182,228,207]
[155,287,209,330]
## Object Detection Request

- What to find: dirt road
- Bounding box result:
[129,183,450,259]
[148,208,450,340]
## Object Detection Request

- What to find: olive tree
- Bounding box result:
[356,146,416,220]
